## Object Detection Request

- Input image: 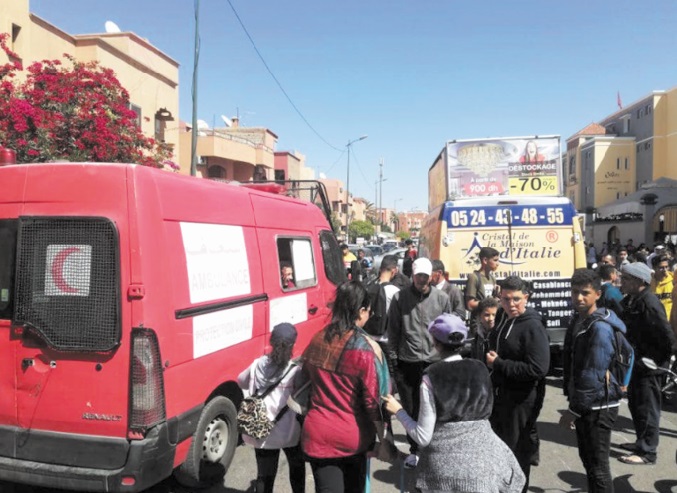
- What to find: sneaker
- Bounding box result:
[403,454,419,469]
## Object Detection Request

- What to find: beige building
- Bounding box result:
[273,151,315,182]
[319,178,372,240]
[565,86,677,246]
[1,0,180,160]
[397,210,427,238]
[178,118,278,180]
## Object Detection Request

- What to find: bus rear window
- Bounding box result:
[0,220,18,319]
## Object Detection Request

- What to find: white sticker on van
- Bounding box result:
[269,293,308,331]
[180,223,251,303]
[45,245,92,296]
[193,305,253,359]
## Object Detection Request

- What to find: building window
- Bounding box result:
[274,169,285,183]
[154,117,165,143]
[637,109,641,118]
[253,164,267,181]
[645,142,651,150]
[646,104,652,114]
[625,158,629,170]
[128,103,142,127]
[616,158,620,170]
[207,165,225,179]
[637,144,641,152]
[568,156,575,175]
[586,186,590,194]
[616,192,621,200]
[11,24,21,55]
[623,118,630,133]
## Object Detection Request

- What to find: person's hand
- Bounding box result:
[558,411,576,430]
[486,350,498,368]
[381,394,402,415]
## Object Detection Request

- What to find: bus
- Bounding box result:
[420,195,586,348]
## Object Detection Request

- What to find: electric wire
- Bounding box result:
[225,0,342,153]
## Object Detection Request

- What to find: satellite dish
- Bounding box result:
[319,172,327,179]
[220,115,232,127]
[104,20,122,33]
[196,119,210,130]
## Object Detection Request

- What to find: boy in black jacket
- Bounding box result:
[487,276,549,492]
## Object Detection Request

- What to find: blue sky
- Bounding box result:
[30,0,677,211]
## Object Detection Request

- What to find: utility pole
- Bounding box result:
[378,158,384,228]
[190,0,200,177]
[374,180,378,211]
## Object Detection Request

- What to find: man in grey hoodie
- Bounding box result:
[387,257,452,469]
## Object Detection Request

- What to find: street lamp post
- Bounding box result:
[393,198,403,233]
[345,135,368,241]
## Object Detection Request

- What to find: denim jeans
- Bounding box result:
[575,407,618,493]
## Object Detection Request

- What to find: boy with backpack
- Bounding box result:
[363,255,401,370]
[561,268,630,492]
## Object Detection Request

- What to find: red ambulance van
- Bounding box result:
[0,162,345,491]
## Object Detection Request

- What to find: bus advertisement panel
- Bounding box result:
[444,136,561,200]
[420,196,586,347]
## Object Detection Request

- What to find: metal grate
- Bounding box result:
[13,217,120,352]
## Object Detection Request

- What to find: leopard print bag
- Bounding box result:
[237,395,275,439]
[237,362,295,440]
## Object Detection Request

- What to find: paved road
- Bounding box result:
[3,375,677,492]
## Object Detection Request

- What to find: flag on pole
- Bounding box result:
[617,91,623,110]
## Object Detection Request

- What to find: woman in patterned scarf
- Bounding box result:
[301,281,392,493]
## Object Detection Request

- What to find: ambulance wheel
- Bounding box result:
[175,396,238,488]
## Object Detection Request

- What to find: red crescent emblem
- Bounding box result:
[51,246,81,294]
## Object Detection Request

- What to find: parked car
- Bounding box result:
[382,242,400,253]
[365,244,383,256]
[371,247,407,274]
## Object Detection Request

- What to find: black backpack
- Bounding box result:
[363,281,391,337]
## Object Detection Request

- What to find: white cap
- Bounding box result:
[412,258,432,277]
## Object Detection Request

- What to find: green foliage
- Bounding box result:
[397,230,411,241]
[348,220,374,242]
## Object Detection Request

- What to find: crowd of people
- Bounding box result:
[241,237,677,493]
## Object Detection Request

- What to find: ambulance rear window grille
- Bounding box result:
[13,217,121,352]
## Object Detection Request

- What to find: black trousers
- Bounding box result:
[575,407,618,493]
[254,445,305,493]
[627,372,662,462]
[490,384,545,493]
[308,454,367,493]
[395,360,430,454]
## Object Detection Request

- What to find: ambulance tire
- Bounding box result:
[175,396,238,488]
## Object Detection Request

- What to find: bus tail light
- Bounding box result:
[129,328,166,435]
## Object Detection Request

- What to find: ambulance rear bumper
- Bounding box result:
[0,423,175,492]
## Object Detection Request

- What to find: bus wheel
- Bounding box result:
[176,396,238,488]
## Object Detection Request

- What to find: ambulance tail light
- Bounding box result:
[129,328,166,435]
